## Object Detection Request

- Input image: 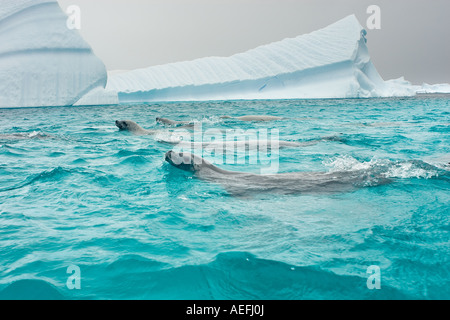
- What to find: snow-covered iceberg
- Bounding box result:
[0,0,117,108]
[107,15,416,102]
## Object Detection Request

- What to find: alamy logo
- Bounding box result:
[66,265,81,290]
[169,124,280,174]
[366,5,381,30]
[66,5,81,30]
[366,265,381,289]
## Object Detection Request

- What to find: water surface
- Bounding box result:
[0,96,449,299]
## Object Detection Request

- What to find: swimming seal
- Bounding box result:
[156,117,194,128]
[165,151,391,196]
[115,120,156,135]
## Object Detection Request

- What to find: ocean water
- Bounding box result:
[0,96,449,300]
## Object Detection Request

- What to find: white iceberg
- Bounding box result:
[107,15,417,103]
[0,0,117,108]
[415,83,450,94]
[1,4,446,108]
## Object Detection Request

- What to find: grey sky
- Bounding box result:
[57,0,450,84]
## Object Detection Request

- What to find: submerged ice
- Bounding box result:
[0,0,117,108]
[107,15,418,103]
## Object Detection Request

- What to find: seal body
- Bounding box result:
[115,120,155,135]
[156,117,194,127]
[165,151,391,196]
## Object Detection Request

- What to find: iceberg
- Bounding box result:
[0,0,117,108]
[1,5,446,108]
[415,83,450,94]
[107,15,416,103]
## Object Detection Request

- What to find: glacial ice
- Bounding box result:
[107,15,419,103]
[0,0,117,108]
[1,4,447,108]
[415,83,450,94]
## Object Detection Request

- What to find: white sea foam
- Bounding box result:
[324,155,380,172]
[385,162,439,179]
[324,155,440,179]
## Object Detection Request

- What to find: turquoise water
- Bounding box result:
[0,96,449,300]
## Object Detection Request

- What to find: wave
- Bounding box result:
[323,156,447,180]
[0,251,443,300]
[115,148,158,158]
[0,144,26,157]
[334,133,414,148]
[71,158,88,165]
[91,252,412,300]
[0,279,64,300]
[48,151,65,158]
[119,155,151,166]
[0,166,121,193]
[0,167,72,193]
[0,252,407,300]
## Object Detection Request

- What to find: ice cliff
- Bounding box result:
[107,15,417,103]
[0,0,117,108]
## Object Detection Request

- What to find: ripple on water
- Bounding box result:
[0,97,449,300]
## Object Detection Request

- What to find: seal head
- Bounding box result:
[165,151,204,172]
[116,120,131,131]
[115,120,148,133]
[156,117,171,125]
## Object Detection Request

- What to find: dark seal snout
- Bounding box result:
[115,120,126,130]
[165,150,174,163]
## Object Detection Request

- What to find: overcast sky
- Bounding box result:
[57,0,450,84]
